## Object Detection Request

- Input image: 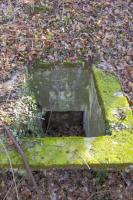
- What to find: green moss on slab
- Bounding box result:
[91,66,133,168]
[0,136,132,169]
[0,139,23,168]
[32,59,54,69]
[92,129,133,166]
[0,137,95,168]
[92,66,133,128]
[32,59,86,70]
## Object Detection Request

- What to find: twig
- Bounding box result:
[61,0,64,21]
[32,0,35,12]
[120,172,131,186]
[76,152,90,170]
[88,189,110,200]
[3,180,14,200]
[6,89,13,103]
[4,125,44,200]
[45,110,53,135]
[0,138,19,200]
[6,176,25,200]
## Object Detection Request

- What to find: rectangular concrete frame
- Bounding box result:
[29,62,105,137]
[0,65,133,169]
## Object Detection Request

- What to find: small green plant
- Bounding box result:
[33,5,49,14]
[94,170,108,184]
[11,71,44,137]
[62,15,71,26]
[14,95,42,134]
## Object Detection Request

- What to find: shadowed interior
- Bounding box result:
[42,111,85,137]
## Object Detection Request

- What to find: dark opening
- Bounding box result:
[42,111,86,137]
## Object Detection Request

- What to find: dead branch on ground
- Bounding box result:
[4,125,44,200]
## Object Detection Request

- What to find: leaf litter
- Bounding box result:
[0,1,133,199]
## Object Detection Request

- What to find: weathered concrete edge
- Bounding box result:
[92,66,133,127]
[91,66,133,168]
[0,65,133,169]
[0,135,133,169]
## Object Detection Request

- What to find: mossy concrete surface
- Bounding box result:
[0,66,132,169]
[0,133,132,169]
[91,67,133,168]
[92,67,133,127]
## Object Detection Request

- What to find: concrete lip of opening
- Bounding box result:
[29,62,105,137]
[0,62,133,169]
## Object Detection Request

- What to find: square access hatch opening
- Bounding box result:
[42,111,85,137]
[29,62,106,137]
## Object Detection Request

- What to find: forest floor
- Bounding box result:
[0,0,133,200]
[0,169,133,200]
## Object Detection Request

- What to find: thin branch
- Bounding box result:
[120,172,131,186]
[3,180,14,200]
[45,110,53,135]
[88,189,110,200]
[76,152,90,170]
[6,176,25,200]
[0,138,19,200]
[4,125,44,200]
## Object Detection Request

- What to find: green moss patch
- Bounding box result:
[92,67,133,128]
[92,130,133,167]
[0,135,132,169]
[91,66,133,168]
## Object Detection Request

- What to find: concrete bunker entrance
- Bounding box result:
[29,63,106,137]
